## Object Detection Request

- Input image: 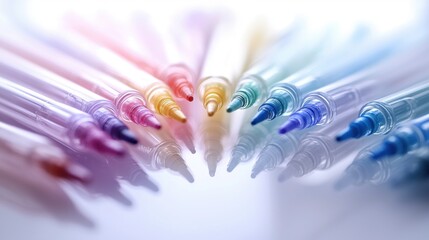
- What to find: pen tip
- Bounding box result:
[207,159,218,177]
[226,161,238,172]
[279,119,300,134]
[226,97,243,113]
[178,86,194,102]
[251,109,270,125]
[180,167,195,183]
[250,172,258,179]
[206,101,218,117]
[336,127,354,142]
[145,116,162,129]
[117,129,139,145]
[170,109,187,123]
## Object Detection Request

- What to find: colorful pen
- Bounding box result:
[337,81,429,142]
[0,48,138,144]
[0,30,161,129]
[65,12,198,101]
[0,78,125,156]
[17,22,187,123]
[198,14,269,116]
[226,23,330,112]
[279,43,429,134]
[252,28,419,125]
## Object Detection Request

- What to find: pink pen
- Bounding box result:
[0,78,126,156]
[0,30,161,129]
[65,11,214,102]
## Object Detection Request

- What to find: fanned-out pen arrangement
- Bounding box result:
[2,4,429,212]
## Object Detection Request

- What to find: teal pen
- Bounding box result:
[337,81,429,142]
[279,42,429,134]
[251,27,426,125]
[226,23,334,112]
[370,114,429,160]
[335,146,429,189]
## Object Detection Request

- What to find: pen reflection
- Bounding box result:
[0,156,94,228]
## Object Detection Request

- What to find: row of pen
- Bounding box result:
[2,6,429,201]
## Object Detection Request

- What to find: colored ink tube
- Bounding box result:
[337,81,429,142]
[371,114,429,160]
[0,49,138,144]
[0,121,90,182]
[280,43,429,134]
[127,123,194,183]
[0,30,161,129]
[0,78,125,156]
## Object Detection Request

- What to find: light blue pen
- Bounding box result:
[335,146,429,189]
[251,28,427,125]
[337,81,429,142]
[278,43,429,134]
[370,114,429,160]
[226,23,334,113]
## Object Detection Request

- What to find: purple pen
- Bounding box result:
[0,48,138,144]
[0,78,126,156]
[0,29,161,129]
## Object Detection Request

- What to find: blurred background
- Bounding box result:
[1,0,429,240]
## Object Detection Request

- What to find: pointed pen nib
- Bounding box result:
[227,152,244,172]
[117,129,139,145]
[179,167,195,183]
[206,100,219,117]
[145,116,162,129]
[226,97,244,113]
[207,159,218,177]
[170,109,187,123]
[179,86,194,102]
[251,109,270,125]
[250,171,259,179]
[279,119,300,134]
[336,127,354,142]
